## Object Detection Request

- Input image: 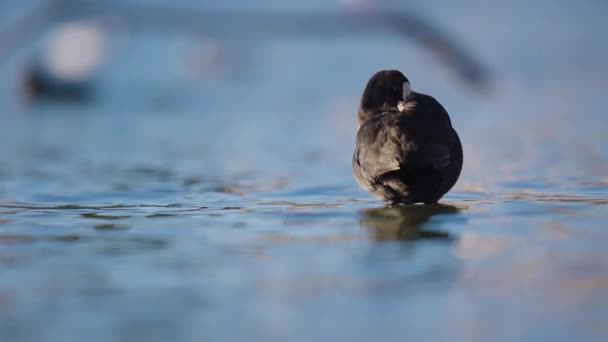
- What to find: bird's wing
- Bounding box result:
[354,113,417,178]
[423,144,452,169]
[403,92,456,170]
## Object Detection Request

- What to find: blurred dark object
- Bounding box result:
[360,204,459,241]
[385,13,488,91]
[1,0,491,93]
[23,63,91,102]
[20,18,109,102]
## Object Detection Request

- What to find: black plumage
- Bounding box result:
[352,70,462,204]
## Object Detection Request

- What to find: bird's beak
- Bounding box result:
[397,101,407,112]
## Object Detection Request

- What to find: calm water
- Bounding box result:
[1,1,608,341]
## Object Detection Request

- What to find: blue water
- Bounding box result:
[1,1,607,341]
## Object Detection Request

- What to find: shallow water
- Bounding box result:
[1,1,608,341]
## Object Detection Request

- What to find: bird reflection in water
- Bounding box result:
[360,204,460,241]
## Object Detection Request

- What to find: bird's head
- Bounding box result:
[358,70,412,127]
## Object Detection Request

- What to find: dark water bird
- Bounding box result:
[352,70,463,205]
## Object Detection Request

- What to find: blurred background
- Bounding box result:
[0,0,607,341]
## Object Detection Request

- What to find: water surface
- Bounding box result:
[1,1,607,341]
